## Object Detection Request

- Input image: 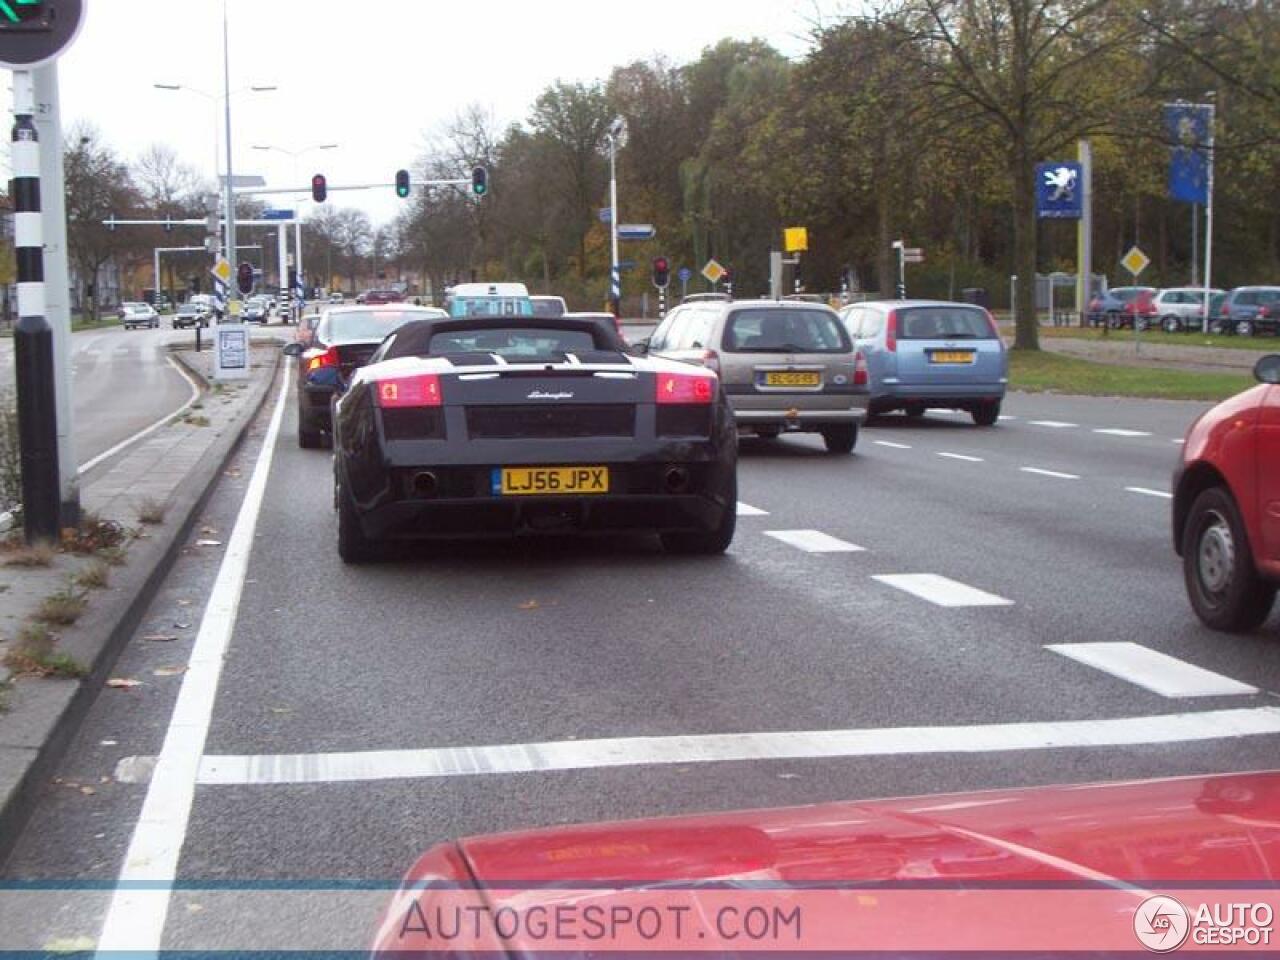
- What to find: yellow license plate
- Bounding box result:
[763,371,821,386]
[931,351,975,364]
[495,466,609,496]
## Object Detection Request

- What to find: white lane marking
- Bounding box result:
[78,356,202,475]
[1126,486,1173,500]
[96,361,291,953]
[873,573,1012,607]
[873,440,912,450]
[1029,420,1078,428]
[1047,643,1258,698]
[1094,428,1153,438]
[196,707,1280,786]
[1020,467,1081,480]
[765,529,865,553]
[1171,438,1185,445]
[736,501,768,516]
[998,415,1017,421]
[113,346,131,356]
[937,452,984,462]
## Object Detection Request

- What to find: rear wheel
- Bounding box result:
[661,476,737,555]
[1236,319,1254,337]
[336,481,382,564]
[1106,311,1122,329]
[1162,315,1182,334]
[1182,487,1276,632]
[821,424,857,454]
[298,406,324,449]
[971,400,1001,426]
[904,402,926,418]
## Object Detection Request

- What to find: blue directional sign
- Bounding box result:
[1035,162,1082,219]
[618,259,636,271]
[598,207,612,224]
[677,267,692,284]
[617,223,656,241]
[262,208,295,221]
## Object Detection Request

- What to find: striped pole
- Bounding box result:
[10,71,60,543]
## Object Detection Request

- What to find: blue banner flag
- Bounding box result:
[1035,162,1083,219]
[1164,103,1212,205]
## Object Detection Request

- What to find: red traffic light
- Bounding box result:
[311,174,327,203]
[236,261,254,296]
[652,257,671,288]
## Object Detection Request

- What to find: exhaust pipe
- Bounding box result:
[412,471,438,498]
[663,466,690,494]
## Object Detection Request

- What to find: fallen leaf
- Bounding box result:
[518,600,540,610]
[106,677,142,689]
[141,634,177,643]
[173,622,191,629]
[195,539,222,547]
[79,786,96,796]
[200,526,218,535]
[99,739,118,746]
[777,773,801,780]
[152,666,186,677]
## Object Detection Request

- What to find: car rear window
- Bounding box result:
[326,310,422,343]
[531,299,565,319]
[723,309,850,353]
[429,327,597,361]
[897,307,994,340]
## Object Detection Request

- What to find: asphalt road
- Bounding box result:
[5,371,1279,949]
[0,323,197,478]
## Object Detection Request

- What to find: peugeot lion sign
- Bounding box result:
[1035,161,1083,219]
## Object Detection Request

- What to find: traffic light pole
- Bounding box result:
[10,70,58,543]
[234,178,469,197]
[277,224,289,324]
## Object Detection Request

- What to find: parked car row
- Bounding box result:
[1087,285,1280,336]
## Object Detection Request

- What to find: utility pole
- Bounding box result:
[1076,139,1093,326]
[221,0,238,291]
[1201,100,1216,334]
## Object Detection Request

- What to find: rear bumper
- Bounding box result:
[301,382,338,426]
[875,382,1006,402]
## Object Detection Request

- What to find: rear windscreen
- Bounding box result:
[327,310,421,343]
[429,327,597,361]
[531,299,565,319]
[898,307,994,340]
[723,309,850,353]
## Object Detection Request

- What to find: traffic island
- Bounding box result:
[0,340,283,862]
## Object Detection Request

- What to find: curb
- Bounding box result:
[0,348,282,864]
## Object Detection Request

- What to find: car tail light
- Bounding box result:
[375,373,442,408]
[854,351,868,386]
[1260,306,1272,319]
[655,371,715,405]
[886,310,898,352]
[1137,292,1156,316]
[306,345,339,372]
[701,349,721,375]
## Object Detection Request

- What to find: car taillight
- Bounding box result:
[701,349,721,375]
[655,371,715,405]
[375,373,442,408]
[853,351,868,386]
[306,346,339,372]
[886,310,898,352]
[1260,306,1272,319]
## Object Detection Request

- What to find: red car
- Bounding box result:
[371,771,1280,955]
[360,289,405,305]
[1174,353,1280,630]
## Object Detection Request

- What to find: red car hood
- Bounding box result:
[376,771,1280,954]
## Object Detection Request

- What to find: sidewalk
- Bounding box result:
[0,338,283,859]
[1041,335,1267,374]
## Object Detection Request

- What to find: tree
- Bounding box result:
[65,124,142,319]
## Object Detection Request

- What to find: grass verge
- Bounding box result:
[2,622,86,678]
[1040,326,1280,353]
[1008,349,1254,401]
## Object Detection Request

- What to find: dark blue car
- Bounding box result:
[1211,286,1280,337]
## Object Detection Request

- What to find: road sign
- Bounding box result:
[617,223,656,241]
[784,227,808,253]
[702,259,726,285]
[262,208,294,221]
[1036,162,1083,219]
[598,207,612,224]
[0,0,84,69]
[903,247,925,264]
[618,259,636,271]
[678,267,692,284]
[210,257,232,286]
[1121,246,1150,278]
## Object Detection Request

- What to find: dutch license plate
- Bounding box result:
[495,466,609,496]
[931,351,975,364]
[763,371,821,387]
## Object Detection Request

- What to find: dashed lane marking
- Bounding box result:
[764,530,865,553]
[872,573,1013,608]
[937,452,984,462]
[1126,486,1173,500]
[1047,642,1258,698]
[873,440,912,450]
[1093,428,1153,438]
[736,502,769,516]
[1020,467,1081,480]
[193,708,1280,786]
[1029,420,1078,428]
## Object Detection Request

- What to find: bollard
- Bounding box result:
[195,324,202,353]
[14,314,59,543]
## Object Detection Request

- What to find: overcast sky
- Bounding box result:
[46,0,830,225]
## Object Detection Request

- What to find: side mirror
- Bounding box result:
[282,343,303,357]
[632,339,650,356]
[1254,354,1280,385]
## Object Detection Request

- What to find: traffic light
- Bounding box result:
[237,261,254,296]
[471,165,488,197]
[652,256,671,289]
[311,173,327,203]
[395,169,411,198]
[0,0,49,30]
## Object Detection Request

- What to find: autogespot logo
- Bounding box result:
[1134,895,1191,953]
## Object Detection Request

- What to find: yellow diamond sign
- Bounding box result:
[1120,246,1150,278]
[701,259,726,285]
[210,256,232,285]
